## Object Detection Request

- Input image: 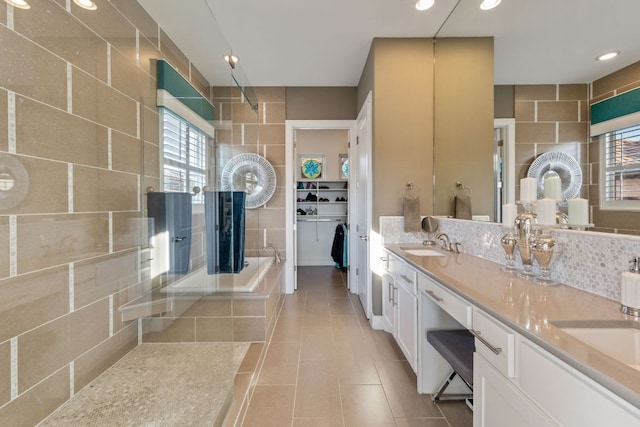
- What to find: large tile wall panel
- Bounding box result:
[0,25,67,110]
[71,68,138,137]
[13,1,108,83]
[16,213,109,274]
[18,299,109,392]
[0,217,7,279]
[0,367,69,427]
[73,166,138,212]
[110,47,155,102]
[0,266,68,343]
[74,250,139,309]
[0,341,10,407]
[16,95,109,168]
[110,0,158,48]
[111,129,142,174]
[0,89,7,152]
[159,30,190,81]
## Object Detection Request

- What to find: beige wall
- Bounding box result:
[590,61,640,235]
[365,38,435,231]
[286,87,357,120]
[434,37,494,220]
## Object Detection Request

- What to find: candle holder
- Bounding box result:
[500,228,519,272]
[530,229,558,285]
[514,202,537,278]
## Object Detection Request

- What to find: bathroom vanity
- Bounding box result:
[383,243,640,426]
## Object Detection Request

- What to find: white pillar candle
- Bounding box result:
[544,176,562,201]
[537,198,556,225]
[568,198,589,225]
[502,203,518,227]
[520,177,538,203]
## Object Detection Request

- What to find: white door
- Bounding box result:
[351,92,372,318]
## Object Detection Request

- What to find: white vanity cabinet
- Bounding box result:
[472,308,555,427]
[382,252,418,372]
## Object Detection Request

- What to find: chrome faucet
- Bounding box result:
[263,243,281,265]
[436,233,451,251]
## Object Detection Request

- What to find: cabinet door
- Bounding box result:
[395,278,418,372]
[382,273,395,333]
[474,353,555,427]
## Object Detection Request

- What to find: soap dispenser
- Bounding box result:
[621,257,640,317]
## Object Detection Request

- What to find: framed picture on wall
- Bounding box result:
[339,153,349,180]
[299,154,325,180]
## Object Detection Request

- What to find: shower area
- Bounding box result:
[0,1,285,425]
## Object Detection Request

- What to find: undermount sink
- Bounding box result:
[553,320,640,371]
[402,248,445,257]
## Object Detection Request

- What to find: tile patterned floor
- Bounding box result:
[239,266,473,427]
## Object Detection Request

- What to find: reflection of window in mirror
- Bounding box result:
[160,108,208,204]
[599,124,640,211]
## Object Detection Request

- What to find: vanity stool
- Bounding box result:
[426,329,474,405]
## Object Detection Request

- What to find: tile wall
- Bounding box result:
[0,0,225,424]
[381,216,640,302]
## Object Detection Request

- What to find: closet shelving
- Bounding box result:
[296,180,348,222]
[296,180,348,266]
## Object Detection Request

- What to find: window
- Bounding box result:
[600,124,640,210]
[161,108,208,204]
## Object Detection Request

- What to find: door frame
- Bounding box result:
[285,119,356,293]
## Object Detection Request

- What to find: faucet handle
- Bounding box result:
[453,242,462,254]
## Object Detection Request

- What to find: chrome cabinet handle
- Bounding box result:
[173,236,186,242]
[388,282,393,303]
[470,329,502,355]
[359,235,368,241]
[393,285,397,307]
[400,274,413,284]
[425,290,443,302]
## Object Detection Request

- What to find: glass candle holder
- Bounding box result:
[514,202,537,278]
[500,229,519,272]
[530,231,557,285]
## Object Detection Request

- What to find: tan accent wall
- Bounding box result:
[590,60,640,235]
[434,38,495,220]
[366,38,435,231]
[286,87,357,120]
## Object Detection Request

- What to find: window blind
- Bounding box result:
[603,124,640,202]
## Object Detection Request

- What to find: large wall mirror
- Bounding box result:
[434,0,640,235]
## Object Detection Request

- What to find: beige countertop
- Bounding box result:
[385,243,640,410]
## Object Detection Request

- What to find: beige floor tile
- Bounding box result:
[340,384,396,427]
[375,360,442,418]
[294,360,342,418]
[394,418,450,427]
[293,417,344,427]
[242,385,295,427]
[300,333,337,361]
[258,342,300,385]
[364,329,406,361]
[437,401,473,427]
[329,297,355,316]
[337,356,380,385]
[222,373,252,427]
[331,315,366,342]
[271,315,305,342]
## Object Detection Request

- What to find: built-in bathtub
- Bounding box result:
[160,257,272,294]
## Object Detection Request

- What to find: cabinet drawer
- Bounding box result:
[419,273,472,328]
[389,254,417,294]
[472,309,515,378]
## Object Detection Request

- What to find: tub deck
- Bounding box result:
[39,343,249,427]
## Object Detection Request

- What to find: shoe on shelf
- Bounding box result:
[305,193,317,202]
[319,185,329,189]
[297,208,306,215]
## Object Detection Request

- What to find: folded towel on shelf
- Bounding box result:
[403,194,421,232]
[455,195,472,220]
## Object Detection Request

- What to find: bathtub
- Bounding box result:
[160,257,272,294]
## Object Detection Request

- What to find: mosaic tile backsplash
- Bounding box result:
[380,216,640,301]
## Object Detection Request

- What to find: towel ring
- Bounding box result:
[454,181,472,197]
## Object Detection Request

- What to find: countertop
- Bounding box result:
[385,243,640,410]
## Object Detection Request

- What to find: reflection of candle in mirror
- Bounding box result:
[520,177,537,202]
[568,198,588,224]
[537,198,556,225]
[502,203,518,227]
[544,176,562,200]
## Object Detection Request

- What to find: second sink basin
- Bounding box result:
[403,249,445,257]
[553,321,640,371]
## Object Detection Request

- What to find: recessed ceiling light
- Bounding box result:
[596,51,620,61]
[415,0,435,11]
[480,0,501,10]
[73,0,97,10]
[4,0,30,9]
